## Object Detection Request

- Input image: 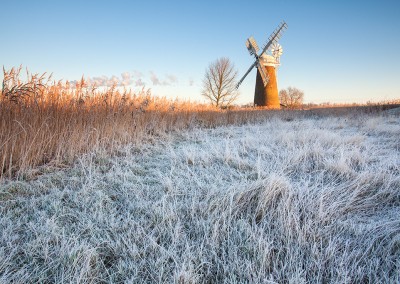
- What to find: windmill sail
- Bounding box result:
[257,61,269,86]
[246,36,259,56]
[236,61,257,89]
[260,21,288,56]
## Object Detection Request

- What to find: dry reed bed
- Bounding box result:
[3,67,396,180]
[0,110,399,282]
[1,67,286,179]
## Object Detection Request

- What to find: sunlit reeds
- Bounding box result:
[1,67,283,179]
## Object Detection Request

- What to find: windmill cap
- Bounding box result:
[260,54,279,66]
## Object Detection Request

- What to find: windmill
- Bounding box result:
[236,21,288,108]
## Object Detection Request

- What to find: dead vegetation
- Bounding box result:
[1,66,399,282]
[1,111,399,282]
[1,66,284,179]
[2,67,398,180]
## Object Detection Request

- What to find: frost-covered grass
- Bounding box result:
[1,112,400,283]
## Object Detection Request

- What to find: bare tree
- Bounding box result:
[279,87,304,109]
[201,57,239,108]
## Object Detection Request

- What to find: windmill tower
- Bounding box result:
[236,21,288,108]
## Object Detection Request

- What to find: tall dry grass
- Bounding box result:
[1,67,284,179]
[2,66,397,179]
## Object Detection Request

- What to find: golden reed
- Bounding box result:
[1,66,279,179]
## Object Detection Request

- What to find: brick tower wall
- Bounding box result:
[254,65,280,108]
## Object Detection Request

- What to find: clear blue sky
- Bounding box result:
[1,0,399,104]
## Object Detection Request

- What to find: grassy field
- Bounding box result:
[1,105,399,282]
[1,67,400,282]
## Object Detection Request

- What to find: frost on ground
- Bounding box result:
[1,113,399,283]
